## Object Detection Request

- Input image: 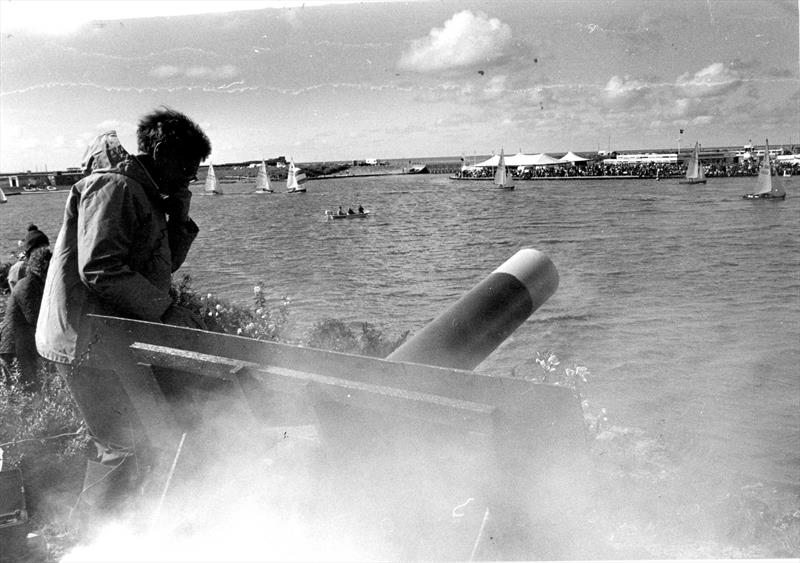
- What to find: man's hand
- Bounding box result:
[161,303,206,329]
[166,187,192,222]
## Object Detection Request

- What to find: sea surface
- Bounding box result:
[2,174,799,556]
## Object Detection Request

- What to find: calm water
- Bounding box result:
[3,174,799,553]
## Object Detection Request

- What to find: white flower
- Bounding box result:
[253,285,262,294]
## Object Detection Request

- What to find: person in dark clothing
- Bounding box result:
[0,246,52,391]
[36,107,211,532]
[6,224,50,291]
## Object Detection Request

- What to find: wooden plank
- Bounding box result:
[77,315,584,435]
[129,342,497,434]
[130,343,245,381]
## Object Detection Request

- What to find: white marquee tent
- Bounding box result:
[475,152,562,167]
[559,151,589,163]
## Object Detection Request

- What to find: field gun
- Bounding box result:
[74,249,589,560]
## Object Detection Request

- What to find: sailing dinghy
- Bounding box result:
[0,186,7,204]
[680,142,707,184]
[254,160,273,193]
[492,149,515,190]
[743,140,786,200]
[286,159,307,193]
[205,162,222,195]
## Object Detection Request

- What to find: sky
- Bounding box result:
[0,0,798,172]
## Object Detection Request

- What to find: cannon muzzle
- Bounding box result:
[388,248,559,369]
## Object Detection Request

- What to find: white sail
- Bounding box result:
[255,160,272,192]
[493,148,514,189]
[0,185,7,203]
[286,159,307,192]
[754,140,785,197]
[685,142,705,181]
[205,162,221,194]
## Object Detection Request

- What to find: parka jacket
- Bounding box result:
[36,132,197,364]
[0,271,45,359]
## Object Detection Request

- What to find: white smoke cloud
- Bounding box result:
[398,10,512,72]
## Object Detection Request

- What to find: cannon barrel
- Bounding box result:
[387,248,559,369]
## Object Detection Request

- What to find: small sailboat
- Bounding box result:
[680,141,706,184]
[492,149,515,190]
[204,162,222,195]
[742,139,786,200]
[0,186,7,204]
[286,159,307,193]
[254,160,273,193]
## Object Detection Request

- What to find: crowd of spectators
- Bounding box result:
[453,159,798,179]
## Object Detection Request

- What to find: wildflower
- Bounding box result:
[253,285,262,294]
[215,304,222,311]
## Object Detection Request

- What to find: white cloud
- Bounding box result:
[152,65,182,78]
[673,97,692,117]
[188,65,239,79]
[398,10,512,72]
[0,1,321,35]
[151,65,239,80]
[604,75,650,106]
[481,75,509,100]
[676,63,741,98]
[97,119,122,130]
[17,136,41,150]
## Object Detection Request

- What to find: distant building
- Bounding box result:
[0,170,85,193]
[611,152,678,164]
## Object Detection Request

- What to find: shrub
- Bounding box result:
[304,318,408,357]
[301,162,351,178]
[511,349,608,437]
[0,364,89,523]
[170,275,290,342]
[0,260,11,294]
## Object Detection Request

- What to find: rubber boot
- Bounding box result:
[72,456,138,540]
